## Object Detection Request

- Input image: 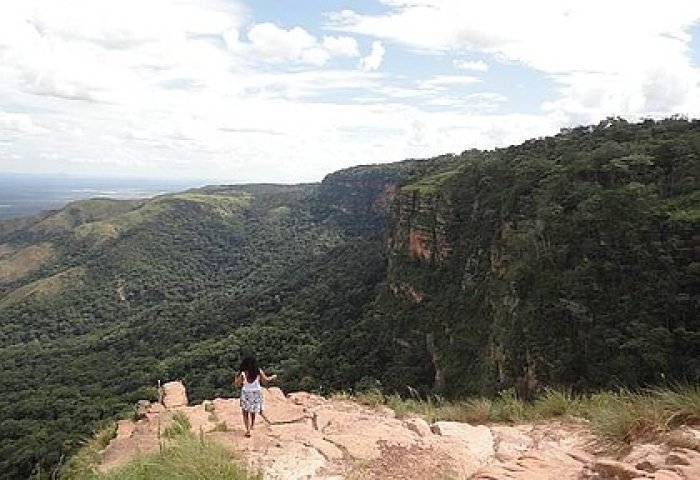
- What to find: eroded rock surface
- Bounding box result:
[98,382,700,480]
[161,380,188,408]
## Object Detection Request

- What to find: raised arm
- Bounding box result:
[260,369,278,384]
[234,371,244,387]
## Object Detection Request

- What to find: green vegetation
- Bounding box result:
[59,423,117,480]
[401,167,463,194]
[0,118,698,478]
[0,243,54,283]
[0,267,85,310]
[352,384,700,451]
[60,420,259,480]
[30,199,144,235]
[163,412,192,439]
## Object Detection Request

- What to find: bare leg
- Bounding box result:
[241,410,251,437]
[250,412,256,430]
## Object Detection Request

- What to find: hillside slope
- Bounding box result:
[0,118,699,478]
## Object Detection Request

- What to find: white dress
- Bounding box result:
[240,372,263,413]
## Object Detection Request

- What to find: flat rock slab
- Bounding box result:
[473,450,586,480]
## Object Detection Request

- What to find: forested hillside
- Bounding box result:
[1,117,698,478]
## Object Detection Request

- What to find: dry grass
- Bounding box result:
[350,385,700,450]
[0,243,54,283]
[0,267,85,309]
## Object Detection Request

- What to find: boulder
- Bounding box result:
[263,388,307,424]
[161,381,188,408]
[491,425,534,461]
[431,421,495,465]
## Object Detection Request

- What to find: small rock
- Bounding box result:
[288,391,326,408]
[666,450,694,466]
[624,444,668,473]
[134,400,151,419]
[147,403,165,415]
[591,459,648,480]
[404,417,432,437]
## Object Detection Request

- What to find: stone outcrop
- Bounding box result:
[98,382,700,480]
[161,380,188,408]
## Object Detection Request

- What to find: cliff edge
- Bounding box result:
[95,381,700,480]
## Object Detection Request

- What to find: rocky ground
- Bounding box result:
[98,382,700,479]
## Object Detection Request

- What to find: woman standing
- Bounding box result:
[235,355,277,437]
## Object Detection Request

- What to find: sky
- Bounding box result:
[1,1,700,183]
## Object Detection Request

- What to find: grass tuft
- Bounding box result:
[101,435,260,480]
[163,412,191,439]
[59,422,117,480]
[531,387,580,419]
[587,391,665,449]
[655,385,700,427]
[347,384,700,450]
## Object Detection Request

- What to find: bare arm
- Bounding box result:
[234,372,244,387]
[260,369,278,384]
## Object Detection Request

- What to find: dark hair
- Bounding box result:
[239,355,259,383]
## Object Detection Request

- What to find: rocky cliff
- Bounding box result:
[316,120,700,398]
[96,381,700,480]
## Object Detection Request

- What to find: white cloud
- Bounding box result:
[426,92,506,109]
[453,60,488,72]
[360,41,385,71]
[330,0,700,122]
[247,23,317,63]
[420,75,481,90]
[322,36,360,57]
[239,24,361,66]
[2,0,699,184]
[0,111,45,135]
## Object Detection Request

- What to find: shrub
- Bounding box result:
[163,412,192,439]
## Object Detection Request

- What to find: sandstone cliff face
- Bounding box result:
[317,161,486,395]
[316,166,399,237]
[388,188,452,262]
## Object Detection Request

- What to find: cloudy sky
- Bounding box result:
[2,0,700,183]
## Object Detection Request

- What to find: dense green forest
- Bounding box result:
[0,117,698,478]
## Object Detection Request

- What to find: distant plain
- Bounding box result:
[0,174,205,219]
